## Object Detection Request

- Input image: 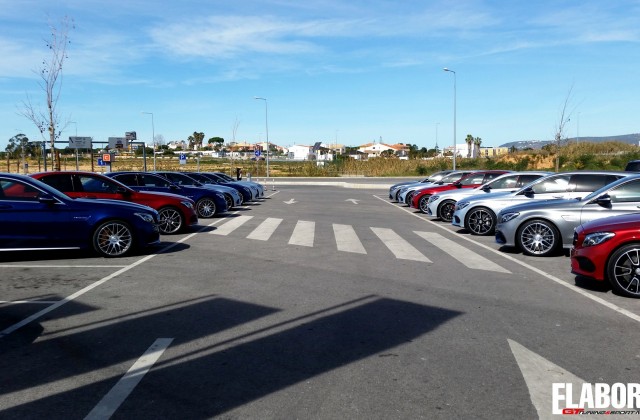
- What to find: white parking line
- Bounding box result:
[371,227,431,262]
[210,215,253,235]
[333,224,367,254]
[289,220,315,247]
[247,217,283,241]
[85,338,173,420]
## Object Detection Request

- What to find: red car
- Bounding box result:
[31,171,198,235]
[571,213,640,298]
[410,170,510,213]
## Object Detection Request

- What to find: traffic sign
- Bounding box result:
[97,158,105,166]
[179,153,187,165]
[102,153,112,162]
[69,136,92,149]
[255,149,261,157]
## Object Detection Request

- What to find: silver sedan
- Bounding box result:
[495,174,640,256]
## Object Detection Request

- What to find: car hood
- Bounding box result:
[579,212,640,232]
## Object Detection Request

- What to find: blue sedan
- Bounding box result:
[0,173,160,257]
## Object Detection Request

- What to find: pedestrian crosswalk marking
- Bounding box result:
[333,224,367,254]
[414,231,511,273]
[211,215,253,236]
[289,220,315,247]
[370,227,431,263]
[247,217,283,241]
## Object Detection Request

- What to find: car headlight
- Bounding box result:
[180,200,194,209]
[582,232,615,247]
[456,201,470,210]
[429,195,440,203]
[135,212,155,223]
[499,212,520,223]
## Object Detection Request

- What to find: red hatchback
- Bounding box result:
[31,171,198,235]
[410,170,510,213]
[571,213,640,298]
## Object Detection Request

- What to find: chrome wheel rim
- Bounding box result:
[158,208,183,234]
[467,208,494,235]
[419,196,430,213]
[224,194,233,209]
[520,222,556,255]
[612,249,640,297]
[439,201,455,222]
[96,222,132,256]
[197,198,217,218]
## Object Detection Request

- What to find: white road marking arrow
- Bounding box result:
[284,198,297,204]
[346,199,360,204]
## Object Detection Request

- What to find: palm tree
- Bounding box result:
[473,137,482,158]
[465,134,474,158]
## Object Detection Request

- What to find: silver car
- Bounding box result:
[452,171,629,235]
[425,171,551,222]
[388,170,456,201]
[495,174,640,257]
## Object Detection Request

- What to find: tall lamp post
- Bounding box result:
[254,97,269,179]
[443,68,456,170]
[141,111,155,171]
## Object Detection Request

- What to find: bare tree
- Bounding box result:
[19,16,74,171]
[554,85,575,172]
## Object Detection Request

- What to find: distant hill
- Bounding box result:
[500,133,640,150]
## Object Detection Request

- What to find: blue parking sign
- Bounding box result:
[179,153,187,165]
[255,149,261,157]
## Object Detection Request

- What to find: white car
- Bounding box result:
[397,170,475,205]
[451,171,629,235]
[425,171,551,222]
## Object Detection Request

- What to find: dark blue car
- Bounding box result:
[104,172,228,218]
[0,173,160,257]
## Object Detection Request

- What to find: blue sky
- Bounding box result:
[1,0,640,151]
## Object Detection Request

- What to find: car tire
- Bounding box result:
[157,206,184,234]
[606,244,640,298]
[437,200,456,222]
[92,220,134,257]
[517,219,560,257]
[465,206,496,236]
[418,195,431,213]
[196,197,217,218]
[224,193,234,210]
[405,192,414,206]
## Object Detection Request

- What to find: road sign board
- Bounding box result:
[69,136,92,149]
[179,153,187,165]
[108,137,126,149]
[255,149,261,157]
[97,158,105,166]
[102,153,112,162]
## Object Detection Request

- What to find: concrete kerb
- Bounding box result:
[253,178,395,190]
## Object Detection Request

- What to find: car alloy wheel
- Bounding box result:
[517,219,560,257]
[606,244,640,298]
[418,195,431,213]
[196,197,217,218]
[465,207,496,236]
[437,200,456,222]
[224,194,234,210]
[93,220,133,257]
[157,206,184,234]
[405,192,414,205]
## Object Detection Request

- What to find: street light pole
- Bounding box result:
[70,121,79,170]
[254,97,269,179]
[142,112,155,171]
[443,68,456,170]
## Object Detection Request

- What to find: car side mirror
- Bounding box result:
[595,194,612,208]
[481,184,492,192]
[38,194,56,205]
[116,187,129,195]
[522,187,535,197]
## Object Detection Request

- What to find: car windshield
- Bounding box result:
[439,172,469,184]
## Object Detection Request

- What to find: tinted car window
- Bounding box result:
[78,175,120,193]
[0,179,41,201]
[516,174,543,187]
[142,174,173,187]
[625,161,640,171]
[112,173,138,186]
[459,173,486,185]
[530,175,570,194]
[482,172,503,183]
[607,179,640,203]
[487,175,518,189]
[38,174,75,192]
[568,174,622,192]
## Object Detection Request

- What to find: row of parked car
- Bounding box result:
[389,167,640,298]
[0,171,264,258]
